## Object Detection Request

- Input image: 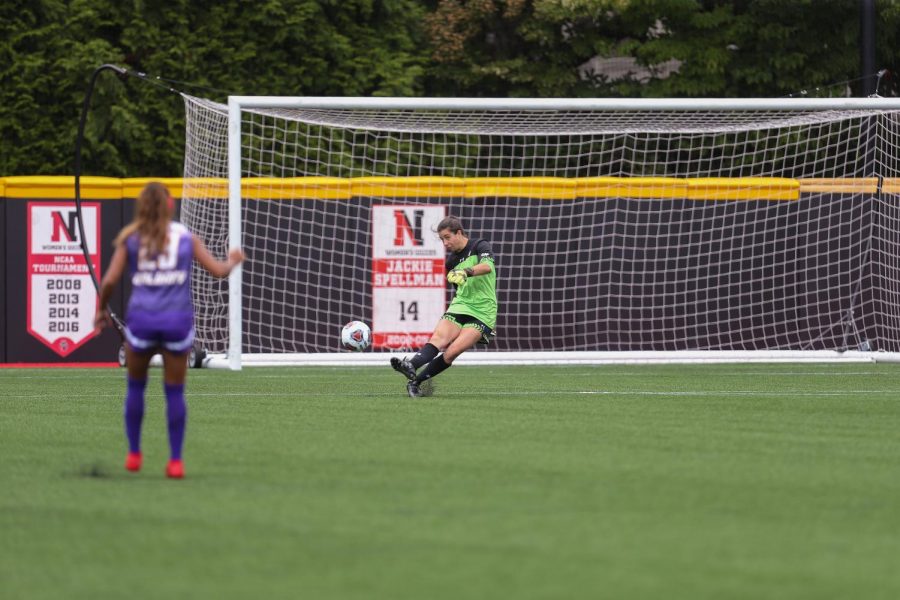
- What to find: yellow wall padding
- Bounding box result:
[122,178,186,199]
[0,176,885,201]
[799,178,878,194]
[464,177,577,200]
[351,176,464,198]
[3,176,122,199]
[879,178,900,195]
[686,178,799,201]
[577,177,688,199]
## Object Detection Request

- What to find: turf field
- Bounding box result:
[2,362,900,599]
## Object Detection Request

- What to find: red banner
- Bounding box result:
[27,202,101,357]
[371,205,447,349]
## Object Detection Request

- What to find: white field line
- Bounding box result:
[0,369,891,381]
[4,389,900,400]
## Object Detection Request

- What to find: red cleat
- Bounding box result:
[125,452,142,472]
[166,459,184,479]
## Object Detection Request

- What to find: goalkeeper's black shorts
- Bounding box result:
[441,312,495,345]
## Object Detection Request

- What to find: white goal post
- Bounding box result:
[180,95,900,369]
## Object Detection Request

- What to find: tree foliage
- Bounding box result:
[1,0,426,176]
[423,0,900,98]
[2,0,899,177]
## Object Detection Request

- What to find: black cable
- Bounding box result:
[782,70,888,98]
[74,64,131,338]
[128,71,237,97]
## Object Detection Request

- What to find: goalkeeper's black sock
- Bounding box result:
[410,343,439,369]
[417,354,451,382]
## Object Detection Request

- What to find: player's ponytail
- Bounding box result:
[115,182,171,256]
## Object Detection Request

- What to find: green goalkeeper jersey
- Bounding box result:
[446,238,498,329]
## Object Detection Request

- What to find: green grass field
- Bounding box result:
[2,363,900,599]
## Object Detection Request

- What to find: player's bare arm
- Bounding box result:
[94,243,127,331]
[193,236,244,278]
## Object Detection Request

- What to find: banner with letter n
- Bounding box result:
[371,205,447,349]
[27,202,101,357]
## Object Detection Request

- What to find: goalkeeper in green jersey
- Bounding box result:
[391,215,497,397]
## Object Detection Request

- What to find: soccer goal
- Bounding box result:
[180,95,900,369]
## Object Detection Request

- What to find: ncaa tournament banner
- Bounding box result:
[371,205,446,349]
[27,202,101,357]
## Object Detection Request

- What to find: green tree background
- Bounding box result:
[2,0,899,177]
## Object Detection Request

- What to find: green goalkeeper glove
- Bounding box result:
[447,269,467,285]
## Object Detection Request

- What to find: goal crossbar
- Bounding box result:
[228,96,900,111]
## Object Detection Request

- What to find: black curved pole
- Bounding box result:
[860,0,876,96]
[74,64,128,336]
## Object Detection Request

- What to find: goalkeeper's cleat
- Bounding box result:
[407,380,423,398]
[125,451,142,472]
[166,459,184,479]
[391,356,417,381]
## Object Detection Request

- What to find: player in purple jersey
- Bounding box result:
[94,182,243,479]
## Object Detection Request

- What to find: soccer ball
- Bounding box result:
[341,321,371,351]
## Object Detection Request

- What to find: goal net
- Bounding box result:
[180,96,900,368]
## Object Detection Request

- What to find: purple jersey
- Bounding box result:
[125,222,194,315]
[124,222,196,354]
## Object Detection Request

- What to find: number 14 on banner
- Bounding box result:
[372,287,445,349]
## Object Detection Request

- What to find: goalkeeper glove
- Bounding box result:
[447,269,467,285]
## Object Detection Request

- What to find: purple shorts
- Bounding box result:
[125,311,195,354]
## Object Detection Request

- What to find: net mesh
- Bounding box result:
[180,95,900,355]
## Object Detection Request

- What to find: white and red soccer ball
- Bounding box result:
[341,321,371,351]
